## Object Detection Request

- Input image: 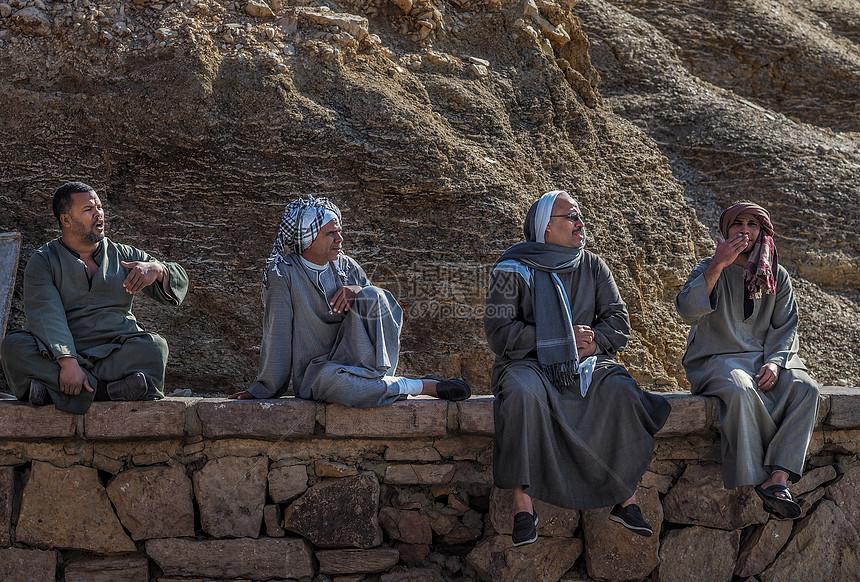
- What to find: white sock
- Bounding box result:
[391,377,424,395]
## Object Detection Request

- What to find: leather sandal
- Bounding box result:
[755,484,803,519]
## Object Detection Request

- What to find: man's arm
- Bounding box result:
[676,234,749,325]
[238,262,295,399]
[763,268,801,369]
[328,256,372,314]
[23,252,77,359]
[702,233,749,294]
[23,253,94,395]
[588,257,630,357]
[117,243,188,305]
[484,267,536,360]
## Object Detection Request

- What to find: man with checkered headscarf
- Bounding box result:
[230,196,470,407]
[676,201,820,519]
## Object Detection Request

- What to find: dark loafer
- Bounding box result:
[29,379,51,406]
[755,484,803,519]
[423,375,471,401]
[609,503,653,537]
[512,510,539,546]
[106,372,148,401]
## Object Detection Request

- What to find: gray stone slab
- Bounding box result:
[196,398,317,438]
[317,548,400,575]
[325,399,448,437]
[657,392,713,436]
[458,398,494,434]
[84,400,188,439]
[822,386,860,428]
[0,400,79,438]
[65,557,148,582]
[146,537,315,579]
[0,232,22,341]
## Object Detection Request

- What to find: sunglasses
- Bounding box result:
[550,213,584,222]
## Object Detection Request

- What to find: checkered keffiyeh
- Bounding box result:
[263,196,342,287]
[719,201,778,299]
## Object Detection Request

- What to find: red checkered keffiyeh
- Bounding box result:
[719,202,778,299]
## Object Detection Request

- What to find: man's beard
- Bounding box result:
[74,220,104,244]
[84,230,105,244]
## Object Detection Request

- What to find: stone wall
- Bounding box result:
[1,388,860,581]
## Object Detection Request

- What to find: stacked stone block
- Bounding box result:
[0,389,859,581]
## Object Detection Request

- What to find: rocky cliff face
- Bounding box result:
[1,0,857,394]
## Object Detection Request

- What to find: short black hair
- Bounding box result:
[53,182,95,225]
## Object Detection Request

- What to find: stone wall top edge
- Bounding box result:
[0,390,857,440]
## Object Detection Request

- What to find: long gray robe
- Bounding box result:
[247,253,405,407]
[485,251,670,510]
[0,237,188,414]
[676,258,819,488]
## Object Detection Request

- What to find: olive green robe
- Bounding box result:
[1,237,188,414]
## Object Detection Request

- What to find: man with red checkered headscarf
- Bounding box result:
[676,201,820,519]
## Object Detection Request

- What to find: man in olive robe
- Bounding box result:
[1,182,188,414]
[676,201,819,519]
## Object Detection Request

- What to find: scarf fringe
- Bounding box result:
[542,361,580,392]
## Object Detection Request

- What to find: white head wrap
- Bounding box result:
[533,190,563,244]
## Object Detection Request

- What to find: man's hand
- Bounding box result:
[756,363,781,391]
[703,233,751,293]
[121,260,164,294]
[331,285,363,314]
[573,325,598,358]
[228,390,258,400]
[57,357,94,396]
[712,233,751,270]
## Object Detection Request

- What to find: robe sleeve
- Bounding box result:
[117,243,188,306]
[764,268,800,368]
[675,258,717,325]
[484,268,537,360]
[247,262,294,398]
[589,257,631,356]
[346,257,372,287]
[22,251,77,360]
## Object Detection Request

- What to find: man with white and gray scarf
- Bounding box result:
[230,196,470,406]
[484,190,670,545]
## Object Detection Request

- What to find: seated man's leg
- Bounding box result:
[492,362,553,495]
[91,332,169,401]
[701,367,777,489]
[302,286,405,408]
[583,360,671,497]
[762,369,819,482]
[0,330,97,412]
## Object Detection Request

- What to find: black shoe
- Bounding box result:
[609,503,653,537]
[423,375,471,401]
[511,510,538,546]
[29,379,50,406]
[106,372,147,401]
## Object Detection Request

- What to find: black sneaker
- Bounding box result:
[422,376,471,401]
[609,503,653,537]
[511,510,539,546]
[28,379,50,406]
